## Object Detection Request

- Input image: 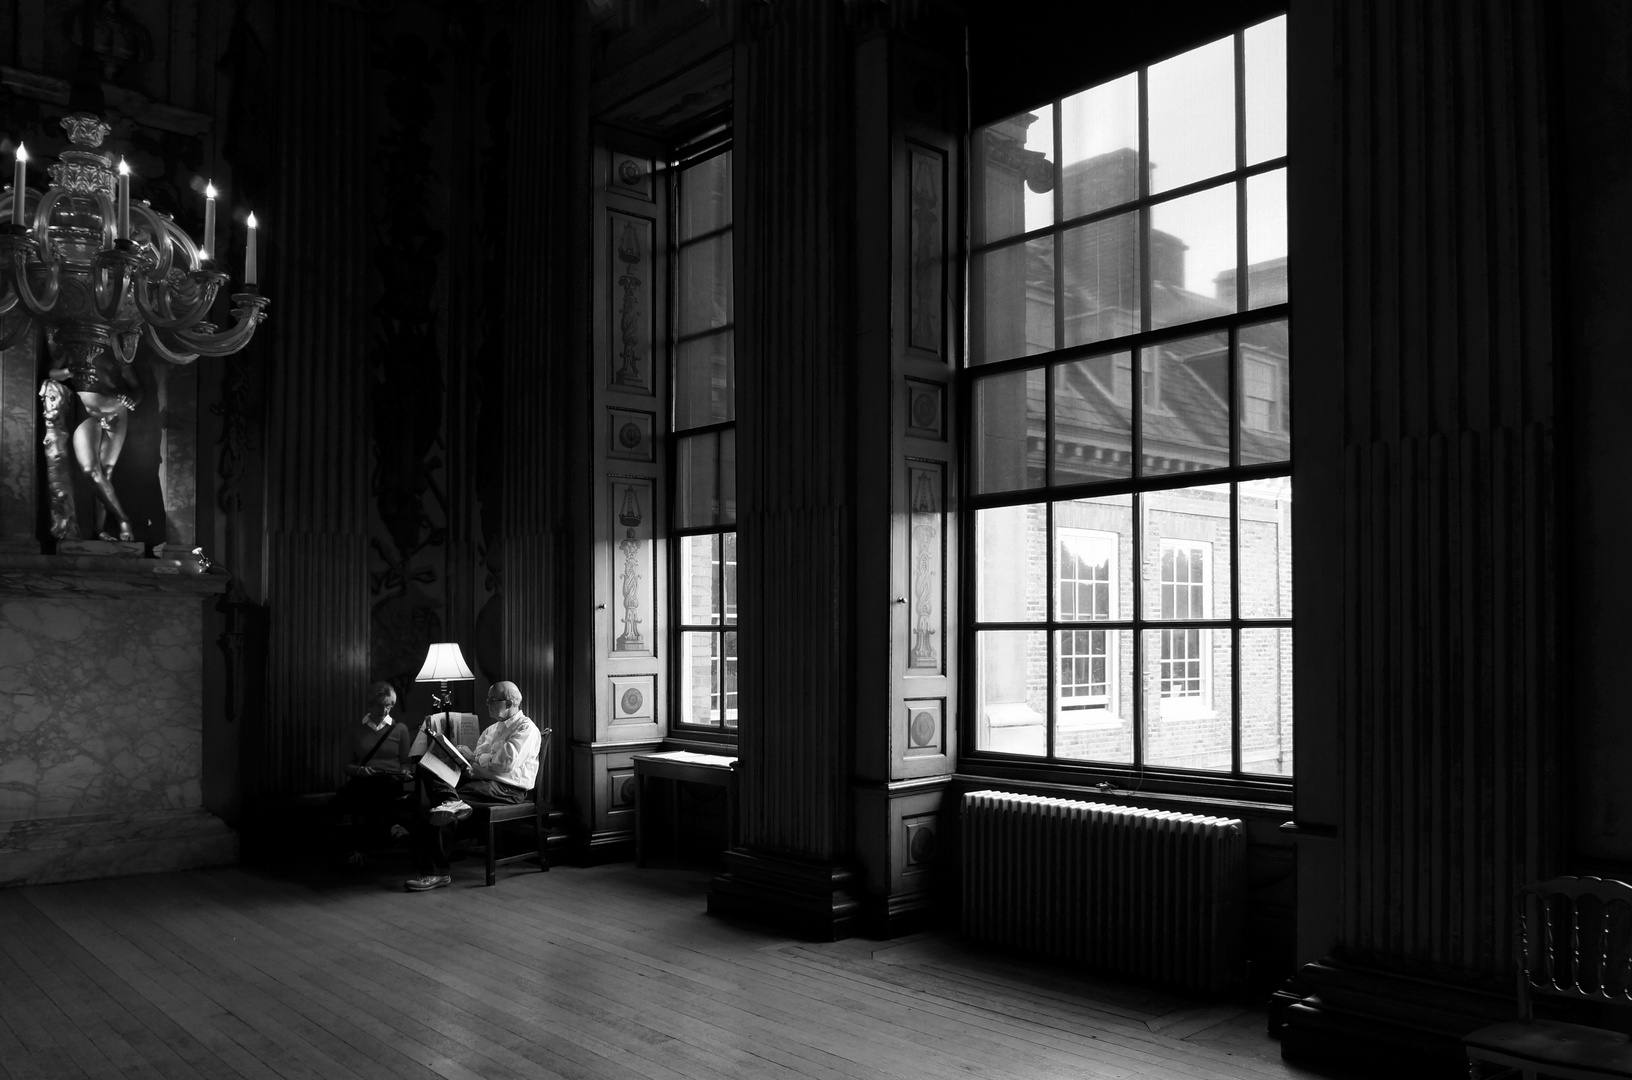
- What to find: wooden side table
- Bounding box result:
[632,750,738,867]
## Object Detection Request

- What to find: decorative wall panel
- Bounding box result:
[609,476,655,658]
[906,459,944,674]
[606,211,656,395]
[907,142,945,356]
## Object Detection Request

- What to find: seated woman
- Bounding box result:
[333,680,412,868]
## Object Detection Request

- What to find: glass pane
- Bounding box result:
[722,531,737,624]
[972,104,1055,246]
[1142,485,1232,620]
[679,631,721,728]
[1140,332,1229,475]
[1239,477,1292,618]
[1238,319,1290,465]
[1062,213,1142,346]
[1053,354,1133,484]
[1244,17,1288,165]
[1245,169,1287,309]
[969,236,1055,365]
[1061,74,1140,218]
[674,332,733,429]
[974,368,1046,493]
[675,432,718,528]
[1241,628,1292,774]
[1147,35,1236,195]
[720,427,736,525]
[976,629,1048,756]
[679,534,720,625]
[678,233,733,336]
[1142,627,1232,771]
[1056,629,1133,764]
[1053,497,1132,620]
[679,151,732,240]
[976,504,1046,623]
[1150,184,1237,327]
[722,630,738,729]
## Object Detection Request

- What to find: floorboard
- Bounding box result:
[1,860,1347,1080]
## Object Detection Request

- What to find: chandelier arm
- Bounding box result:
[142,323,200,365]
[91,246,138,322]
[4,242,61,316]
[108,328,139,365]
[163,294,269,358]
[130,203,183,281]
[132,274,222,330]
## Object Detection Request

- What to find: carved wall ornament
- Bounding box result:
[908,462,942,670]
[611,479,653,655]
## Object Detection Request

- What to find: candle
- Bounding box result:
[117,158,131,240]
[203,182,216,260]
[245,212,258,286]
[10,144,25,226]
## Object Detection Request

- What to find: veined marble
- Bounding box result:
[0,594,237,884]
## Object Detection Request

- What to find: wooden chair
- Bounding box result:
[466,725,552,886]
[1464,875,1632,1079]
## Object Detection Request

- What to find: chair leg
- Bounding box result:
[537,817,549,872]
[486,822,497,886]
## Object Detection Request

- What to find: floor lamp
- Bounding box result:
[415,642,475,715]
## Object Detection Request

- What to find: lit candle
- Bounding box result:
[202,182,216,260]
[245,212,258,286]
[117,158,131,240]
[11,144,26,227]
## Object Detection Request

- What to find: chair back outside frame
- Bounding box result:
[1464,875,1632,1080]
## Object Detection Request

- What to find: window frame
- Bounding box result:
[667,129,739,745]
[959,17,1293,799]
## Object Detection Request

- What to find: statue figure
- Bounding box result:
[40,332,142,542]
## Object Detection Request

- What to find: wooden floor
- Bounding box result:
[0,857,1346,1080]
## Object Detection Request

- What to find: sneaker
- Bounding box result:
[388,824,410,840]
[404,874,452,892]
[428,799,472,826]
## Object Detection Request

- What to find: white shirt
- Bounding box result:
[472,712,541,791]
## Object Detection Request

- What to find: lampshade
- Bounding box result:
[415,642,475,683]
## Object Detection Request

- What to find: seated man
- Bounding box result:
[404,680,540,892]
[333,680,412,868]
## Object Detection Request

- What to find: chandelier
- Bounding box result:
[0,111,269,542]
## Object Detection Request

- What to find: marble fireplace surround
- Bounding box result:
[0,555,237,886]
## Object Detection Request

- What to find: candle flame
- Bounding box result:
[247,212,258,228]
[205,182,217,199]
[15,144,26,163]
[118,158,131,176]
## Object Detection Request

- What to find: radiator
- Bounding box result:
[961,790,1247,994]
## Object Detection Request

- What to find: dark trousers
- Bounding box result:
[412,772,528,874]
[333,773,409,853]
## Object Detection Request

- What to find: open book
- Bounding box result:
[416,729,472,789]
[410,712,480,788]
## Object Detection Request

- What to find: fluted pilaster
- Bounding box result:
[1282,0,1563,1063]
[257,0,371,794]
[733,0,855,861]
[498,0,579,755]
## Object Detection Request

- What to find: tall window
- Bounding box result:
[671,138,737,734]
[966,17,1292,780]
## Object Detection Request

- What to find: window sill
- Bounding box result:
[955,755,1292,808]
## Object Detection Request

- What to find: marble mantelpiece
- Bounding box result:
[0,557,236,885]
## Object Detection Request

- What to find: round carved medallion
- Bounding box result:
[909,710,936,748]
[620,688,644,715]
